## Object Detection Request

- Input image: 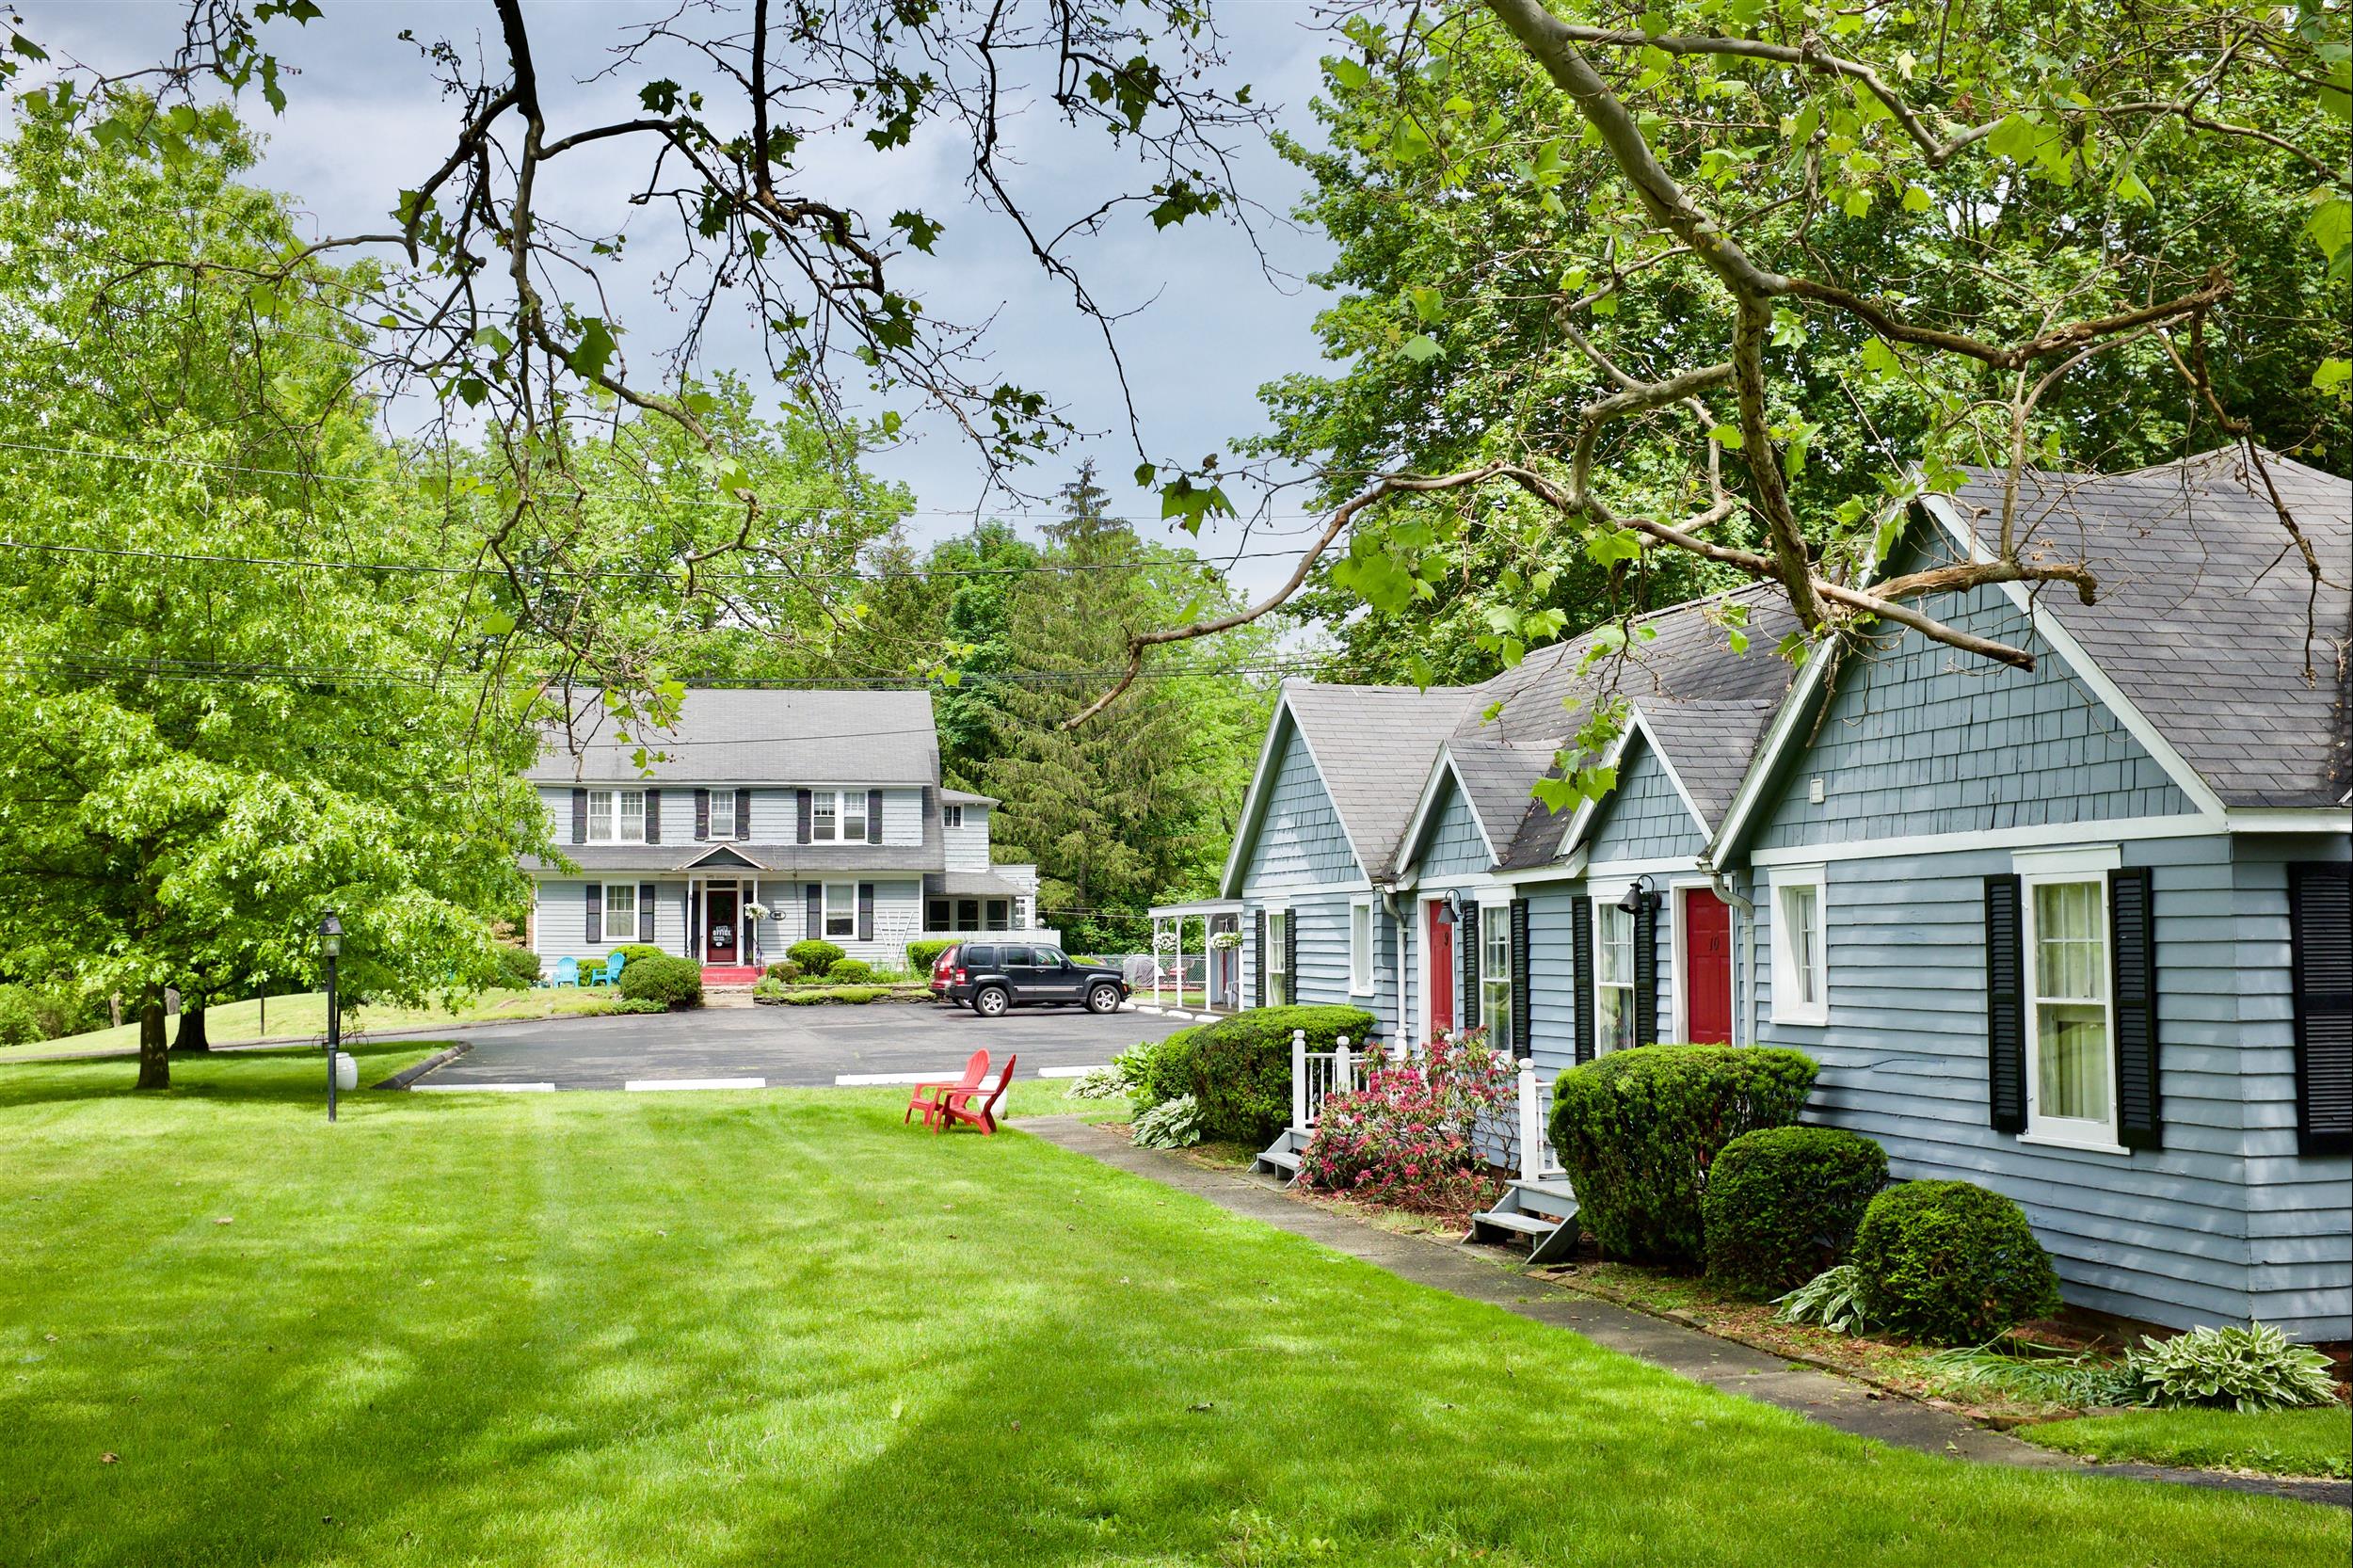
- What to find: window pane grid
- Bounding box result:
[604,884,635,942]
[1595,902,1634,1053]
[2028,877,2111,1128]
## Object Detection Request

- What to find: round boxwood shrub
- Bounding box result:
[609,943,667,968]
[764,960,801,982]
[826,957,874,984]
[493,945,543,989]
[906,938,955,973]
[1546,1045,1819,1267]
[1849,1180,2061,1343]
[1702,1126,1889,1297]
[616,953,703,1011]
[787,938,845,973]
[1130,1005,1377,1144]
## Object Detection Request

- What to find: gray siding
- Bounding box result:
[1241,720,1364,889]
[1750,833,2351,1338]
[1244,895,1401,1044]
[532,874,924,970]
[538,784,927,847]
[1753,585,2192,853]
[1417,775,1492,881]
[1586,742,1705,865]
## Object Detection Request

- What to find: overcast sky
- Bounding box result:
[28,1,1347,592]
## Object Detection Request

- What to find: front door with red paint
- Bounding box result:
[1683,888,1733,1044]
[1426,901,1455,1039]
[706,888,739,965]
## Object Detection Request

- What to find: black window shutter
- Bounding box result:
[868,788,884,841]
[638,881,657,943]
[1572,896,1595,1064]
[1985,874,2027,1133]
[1510,898,1532,1058]
[797,789,813,844]
[584,882,601,943]
[1284,910,1298,1002]
[737,788,752,840]
[2108,867,2161,1150]
[644,791,662,845]
[695,788,710,840]
[686,884,699,953]
[858,882,875,942]
[1633,895,1658,1046]
[804,881,821,939]
[570,788,587,843]
[1460,904,1481,1030]
[2290,862,2353,1156]
[1254,908,1267,1007]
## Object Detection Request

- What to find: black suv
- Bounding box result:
[936,941,1128,1017]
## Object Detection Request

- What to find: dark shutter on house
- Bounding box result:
[1571,897,1595,1064]
[805,881,822,940]
[695,788,711,840]
[797,789,813,844]
[638,882,657,943]
[644,791,661,845]
[857,882,875,942]
[1633,895,1658,1047]
[2290,862,2353,1156]
[736,788,752,840]
[1284,910,1298,1002]
[2108,867,2161,1150]
[584,882,601,943]
[1984,874,2028,1133]
[570,788,587,843]
[1509,898,1532,1059]
[1459,903,1481,1030]
[1254,908,1267,1007]
[685,885,699,953]
[868,788,885,843]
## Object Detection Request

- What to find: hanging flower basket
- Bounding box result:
[743,904,770,923]
[1209,930,1242,951]
[1152,929,1179,952]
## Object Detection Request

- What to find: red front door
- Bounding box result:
[1427,901,1455,1039]
[706,889,739,965]
[1684,888,1733,1044]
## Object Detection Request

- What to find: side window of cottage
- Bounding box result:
[1593,899,1637,1053]
[1264,909,1290,1006]
[1480,903,1513,1049]
[1349,900,1374,995]
[1769,867,1829,1026]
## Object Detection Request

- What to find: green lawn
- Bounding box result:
[1,1049,2344,1567]
[2022,1407,2352,1479]
[9,986,619,1054]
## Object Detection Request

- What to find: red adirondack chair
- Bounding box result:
[906,1048,989,1127]
[931,1054,1016,1135]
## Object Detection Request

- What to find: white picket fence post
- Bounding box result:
[1518,1061,1543,1183]
[1335,1036,1353,1100]
[1290,1028,1308,1130]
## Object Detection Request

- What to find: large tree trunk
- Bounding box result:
[136,987,169,1090]
[170,1000,210,1053]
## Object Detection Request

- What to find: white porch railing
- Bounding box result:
[1472,1060,1566,1180]
[1289,1028,1367,1131]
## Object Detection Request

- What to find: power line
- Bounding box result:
[0,656,1335,690]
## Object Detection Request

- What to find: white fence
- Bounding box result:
[1471,1062,1565,1182]
[1289,1029,1366,1131]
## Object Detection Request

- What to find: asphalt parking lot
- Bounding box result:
[391,999,1195,1091]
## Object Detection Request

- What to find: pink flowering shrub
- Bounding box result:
[1299,1030,1518,1218]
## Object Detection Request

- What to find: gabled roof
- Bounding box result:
[530,688,941,785]
[1936,449,2350,808]
[1280,681,1471,880]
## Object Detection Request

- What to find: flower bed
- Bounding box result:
[1297,1031,1516,1221]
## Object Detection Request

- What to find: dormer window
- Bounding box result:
[588,789,646,844]
[811,790,868,843]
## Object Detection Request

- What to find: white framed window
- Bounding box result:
[1769,867,1829,1026]
[823,882,857,939]
[1265,908,1290,1006]
[1481,901,1513,1048]
[708,790,737,840]
[586,788,648,844]
[601,882,637,942]
[811,790,869,843]
[2020,853,2119,1148]
[1349,899,1375,995]
[1594,899,1636,1054]
[943,803,965,829]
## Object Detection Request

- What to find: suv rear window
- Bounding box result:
[961,945,998,968]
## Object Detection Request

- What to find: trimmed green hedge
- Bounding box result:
[826,957,874,983]
[1547,1045,1818,1266]
[1851,1179,2061,1343]
[1702,1126,1888,1297]
[609,943,667,968]
[906,939,955,972]
[787,938,846,973]
[616,954,703,1010]
[1132,1005,1377,1145]
[774,985,896,1005]
[493,945,544,989]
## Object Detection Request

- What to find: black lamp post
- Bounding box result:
[319,910,344,1123]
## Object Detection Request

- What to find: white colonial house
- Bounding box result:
[524,688,1048,980]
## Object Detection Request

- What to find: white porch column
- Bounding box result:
[1290,1029,1308,1130]
[1518,1061,1543,1183]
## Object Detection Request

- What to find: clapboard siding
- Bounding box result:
[533,878,691,968]
[1586,741,1705,865]
[1241,720,1364,888]
[1753,582,2190,853]
[1525,882,1584,1078]
[539,784,925,846]
[1417,774,1492,880]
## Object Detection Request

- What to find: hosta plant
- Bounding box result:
[1064,1064,1128,1101]
[1775,1265,1873,1336]
[1131,1094,1201,1150]
[2125,1323,2343,1414]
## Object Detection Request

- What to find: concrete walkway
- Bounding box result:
[1016,1115,2349,1510]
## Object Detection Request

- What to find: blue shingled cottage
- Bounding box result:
[1215,449,2351,1338]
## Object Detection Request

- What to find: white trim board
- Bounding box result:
[1748,814,2228,867]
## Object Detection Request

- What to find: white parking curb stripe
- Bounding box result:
[1036,1064,1114,1080]
[624,1077,765,1092]
[411,1081,556,1093]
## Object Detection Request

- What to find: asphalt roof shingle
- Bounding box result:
[529,688,942,786]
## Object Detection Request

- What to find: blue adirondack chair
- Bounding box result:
[552,956,580,987]
[602,950,629,988]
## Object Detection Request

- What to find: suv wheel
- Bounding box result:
[972,985,1010,1018]
[1084,983,1122,1016]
